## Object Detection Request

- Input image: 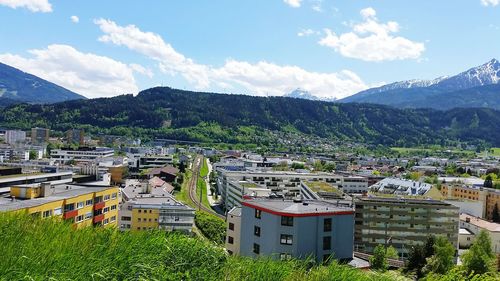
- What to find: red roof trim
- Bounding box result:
[241,201,354,217]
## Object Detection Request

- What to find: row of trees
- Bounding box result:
[370,231,497,280]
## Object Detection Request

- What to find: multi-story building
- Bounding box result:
[217,169,367,211]
[31,127,50,144]
[0,170,73,188]
[226,207,242,255]
[66,129,85,145]
[119,182,194,232]
[51,147,115,164]
[354,197,460,258]
[5,130,26,145]
[459,213,500,267]
[441,184,500,220]
[229,198,354,263]
[0,183,119,228]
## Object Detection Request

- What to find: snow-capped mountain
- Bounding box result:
[283,88,337,102]
[339,59,500,110]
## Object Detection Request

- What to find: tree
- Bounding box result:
[29,150,38,160]
[386,246,399,259]
[461,230,497,275]
[405,236,435,279]
[323,162,336,172]
[423,236,455,275]
[493,203,500,223]
[370,244,388,271]
[484,175,493,188]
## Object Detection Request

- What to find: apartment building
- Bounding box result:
[354,197,460,258]
[119,182,194,232]
[51,147,115,164]
[217,169,367,210]
[31,127,50,144]
[5,130,26,145]
[229,198,354,263]
[66,129,85,145]
[460,213,500,252]
[0,183,119,228]
[0,170,73,188]
[441,184,500,220]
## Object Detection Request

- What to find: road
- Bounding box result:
[188,155,226,220]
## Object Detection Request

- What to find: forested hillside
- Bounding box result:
[1,87,499,146]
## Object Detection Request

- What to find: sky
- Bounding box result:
[0,0,499,99]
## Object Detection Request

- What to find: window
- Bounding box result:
[103,218,109,225]
[54,208,62,216]
[111,193,117,199]
[280,234,293,245]
[76,201,84,209]
[42,210,52,218]
[103,207,109,214]
[121,216,131,221]
[228,250,233,255]
[229,222,234,231]
[75,215,84,223]
[228,236,234,244]
[254,226,261,237]
[323,254,331,263]
[64,203,75,211]
[324,218,332,232]
[253,243,260,254]
[85,199,93,206]
[111,205,117,211]
[280,253,292,260]
[138,209,142,213]
[85,212,92,220]
[281,216,293,226]
[110,216,116,222]
[104,194,110,201]
[323,236,331,250]
[255,209,261,219]
[138,218,141,222]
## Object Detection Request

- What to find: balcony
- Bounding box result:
[93,214,104,223]
[63,209,78,219]
[93,201,105,210]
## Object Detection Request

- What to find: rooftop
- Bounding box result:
[356,196,457,207]
[242,198,353,217]
[460,213,500,232]
[0,184,116,212]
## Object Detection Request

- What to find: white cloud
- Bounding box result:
[283,0,302,8]
[481,0,499,6]
[70,15,79,23]
[95,19,368,99]
[0,0,52,12]
[318,7,425,62]
[129,63,154,78]
[0,44,138,98]
[297,28,319,37]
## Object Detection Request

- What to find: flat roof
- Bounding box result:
[356,196,457,207]
[460,213,500,232]
[242,199,353,217]
[0,184,116,212]
[0,171,73,182]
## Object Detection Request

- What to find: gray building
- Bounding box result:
[234,198,354,263]
[354,197,460,258]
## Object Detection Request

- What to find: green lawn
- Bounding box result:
[200,158,209,178]
[196,176,212,210]
[490,148,500,156]
[174,170,195,208]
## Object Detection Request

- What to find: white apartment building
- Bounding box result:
[51,147,114,164]
[5,130,26,145]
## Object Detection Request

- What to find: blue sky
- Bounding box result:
[0,0,499,99]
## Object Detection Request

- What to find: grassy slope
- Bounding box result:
[0,214,411,281]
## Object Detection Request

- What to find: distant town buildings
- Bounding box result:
[66,129,85,145]
[5,130,26,145]
[50,147,114,164]
[31,127,50,145]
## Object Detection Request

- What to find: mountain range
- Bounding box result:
[339,59,500,110]
[0,62,85,104]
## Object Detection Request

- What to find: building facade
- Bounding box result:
[5,130,26,145]
[31,127,50,144]
[51,147,115,164]
[354,197,460,257]
[234,198,354,263]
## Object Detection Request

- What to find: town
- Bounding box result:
[0,127,499,279]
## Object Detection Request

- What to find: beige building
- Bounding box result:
[226,207,242,255]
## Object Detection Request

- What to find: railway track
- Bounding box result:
[188,155,226,220]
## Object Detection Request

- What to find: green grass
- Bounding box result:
[196,176,211,210]
[0,213,415,281]
[200,158,209,178]
[489,148,500,156]
[174,170,195,208]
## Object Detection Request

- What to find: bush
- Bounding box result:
[194,211,226,244]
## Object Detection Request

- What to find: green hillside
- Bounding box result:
[0,87,499,147]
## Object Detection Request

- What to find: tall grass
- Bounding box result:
[0,213,411,281]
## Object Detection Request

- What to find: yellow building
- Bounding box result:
[1,183,119,228]
[441,184,500,220]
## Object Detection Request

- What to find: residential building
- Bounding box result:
[0,170,73,188]
[232,198,354,263]
[369,177,434,196]
[226,207,242,255]
[5,130,26,145]
[459,213,500,252]
[31,127,50,144]
[0,183,119,228]
[441,184,500,220]
[119,181,194,232]
[354,197,460,258]
[66,129,85,145]
[51,147,115,164]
